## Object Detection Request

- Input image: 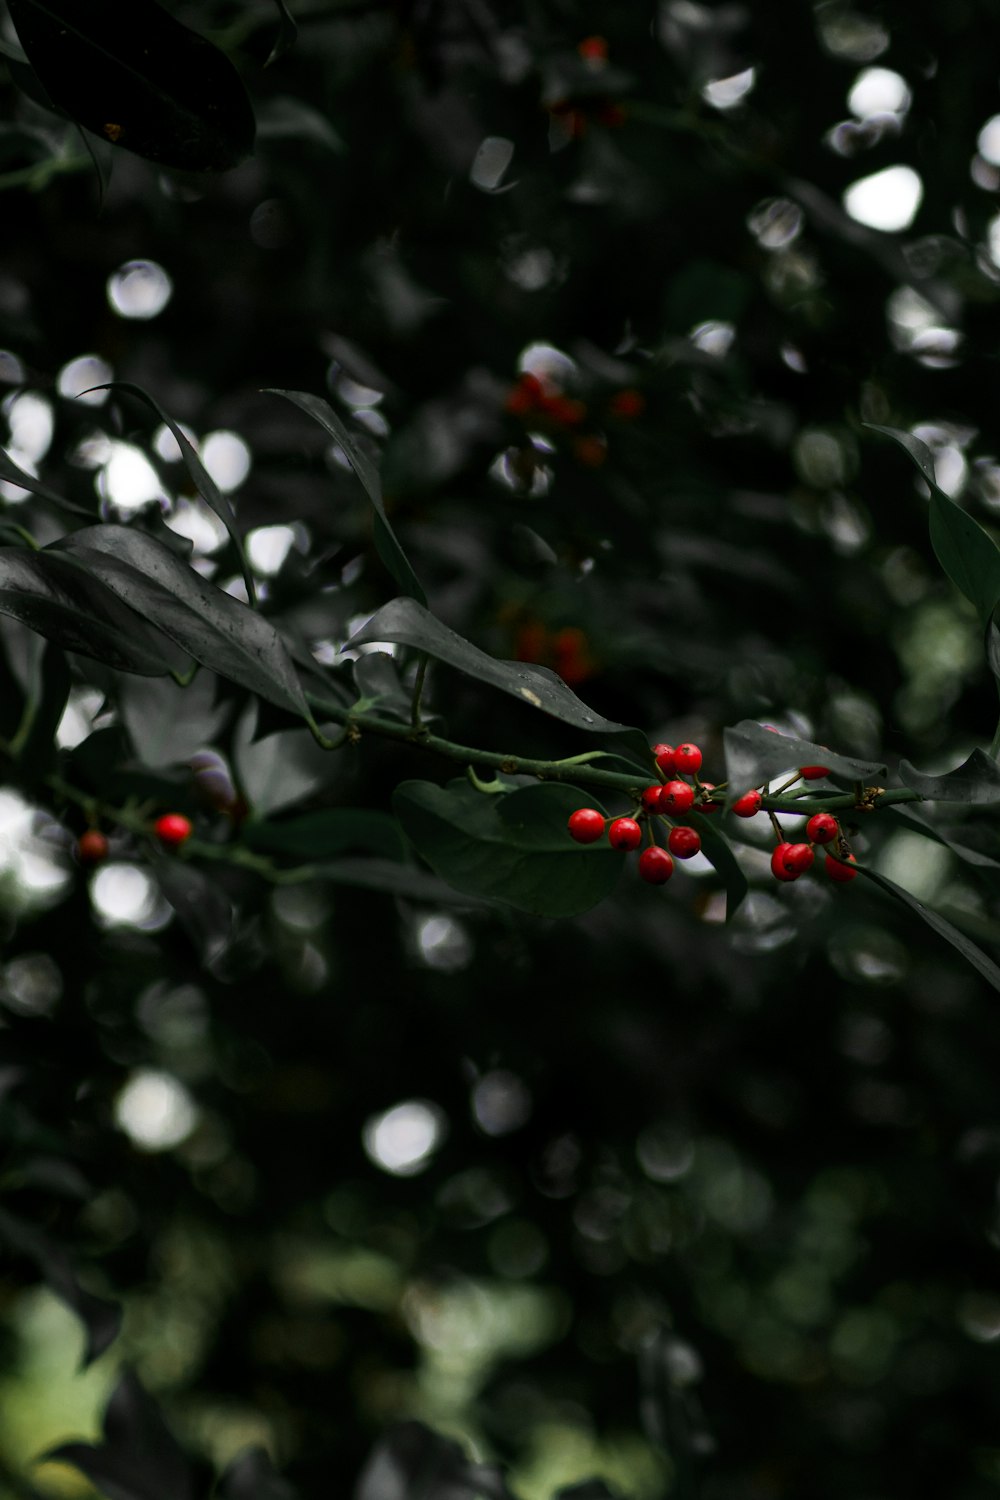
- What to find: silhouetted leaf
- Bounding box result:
[257,97,343,152]
[354,1422,514,1500]
[47,1369,196,1500]
[351,598,648,757]
[689,809,748,918]
[723,720,885,806]
[0,445,95,517]
[859,865,1000,994]
[394,780,621,917]
[10,639,70,775]
[6,0,255,171]
[218,1447,299,1500]
[897,749,1000,803]
[316,856,493,906]
[266,390,426,606]
[0,1208,121,1366]
[151,856,236,971]
[888,805,1000,874]
[265,0,298,68]
[244,809,405,861]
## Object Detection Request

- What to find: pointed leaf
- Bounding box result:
[266,389,426,606]
[723,720,885,806]
[0,546,186,675]
[393,779,621,917]
[53,527,315,724]
[350,598,647,756]
[47,1369,195,1500]
[859,864,1000,995]
[887,805,1000,874]
[0,444,95,517]
[687,810,748,918]
[867,424,1000,621]
[93,384,254,603]
[6,0,255,172]
[897,748,1000,803]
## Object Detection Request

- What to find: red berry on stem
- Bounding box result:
[659,781,695,813]
[568,808,605,844]
[673,743,702,775]
[731,789,762,818]
[638,846,673,884]
[697,782,720,811]
[154,813,193,848]
[668,826,701,859]
[653,744,676,774]
[642,784,664,812]
[806,812,838,845]
[770,842,800,882]
[608,816,642,851]
[799,765,830,780]
[784,842,815,874]
[825,851,858,883]
[76,830,109,866]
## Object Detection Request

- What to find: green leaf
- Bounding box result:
[0,546,186,675]
[353,652,412,721]
[265,390,427,607]
[0,1207,121,1367]
[897,749,1000,803]
[858,864,1000,996]
[350,597,648,757]
[256,97,343,153]
[887,805,1000,875]
[393,779,621,917]
[723,720,885,805]
[93,383,255,604]
[119,670,229,769]
[244,809,406,862]
[6,0,255,172]
[266,0,298,67]
[867,424,1000,622]
[0,444,95,518]
[687,810,748,918]
[53,527,315,725]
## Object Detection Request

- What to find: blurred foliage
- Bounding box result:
[0,1,1000,1498]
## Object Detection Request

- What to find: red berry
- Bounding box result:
[577,34,608,61]
[609,388,645,419]
[541,394,587,426]
[697,782,720,811]
[568,808,605,844]
[652,743,676,774]
[608,816,642,851]
[806,812,838,845]
[642,784,664,812]
[638,846,673,884]
[784,842,815,874]
[731,790,762,818]
[76,830,109,866]
[573,435,607,467]
[667,826,701,859]
[659,781,695,813]
[673,743,702,775]
[154,813,193,848]
[799,765,830,780]
[825,851,858,883]
[770,842,800,882]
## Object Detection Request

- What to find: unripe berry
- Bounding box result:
[825,851,858,883]
[652,743,676,774]
[154,813,193,848]
[608,816,642,851]
[731,789,762,818]
[659,781,695,813]
[642,784,664,812]
[568,808,605,844]
[806,812,838,845]
[673,743,702,775]
[76,830,109,866]
[799,765,831,780]
[667,826,701,859]
[770,842,800,882]
[638,846,673,884]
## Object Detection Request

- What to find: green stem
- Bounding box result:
[410,653,429,730]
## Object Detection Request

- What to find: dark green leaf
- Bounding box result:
[987,605,1000,686]
[10,639,70,774]
[315,856,494,907]
[887,805,1000,874]
[353,651,412,721]
[244,808,406,862]
[897,749,1000,803]
[0,444,95,518]
[0,546,186,675]
[265,390,427,607]
[393,779,621,917]
[688,810,748,918]
[119,670,229,769]
[723,720,885,805]
[351,598,648,757]
[265,0,298,67]
[218,1448,299,1500]
[6,0,255,172]
[0,1207,121,1366]
[53,527,315,725]
[93,384,254,603]
[256,97,343,152]
[867,424,1000,622]
[47,1369,196,1500]
[859,864,1000,995]
[151,856,236,971]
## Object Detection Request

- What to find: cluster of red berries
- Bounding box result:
[74,813,193,867]
[568,742,714,884]
[504,372,644,468]
[547,37,626,138]
[568,742,860,888]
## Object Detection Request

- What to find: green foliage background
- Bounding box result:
[1,1,1000,1497]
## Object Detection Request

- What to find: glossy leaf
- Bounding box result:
[393,779,621,917]
[0,546,185,675]
[93,384,254,603]
[868,424,1000,622]
[723,720,885,806]
[266,389,427,606]
[688,810,748,918]
[858,864,1000,995]
[6,0,255,172]
[244,809,406,862]
[351,598,648,758]
[53,527,315,725]
[897,749,1000,803]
